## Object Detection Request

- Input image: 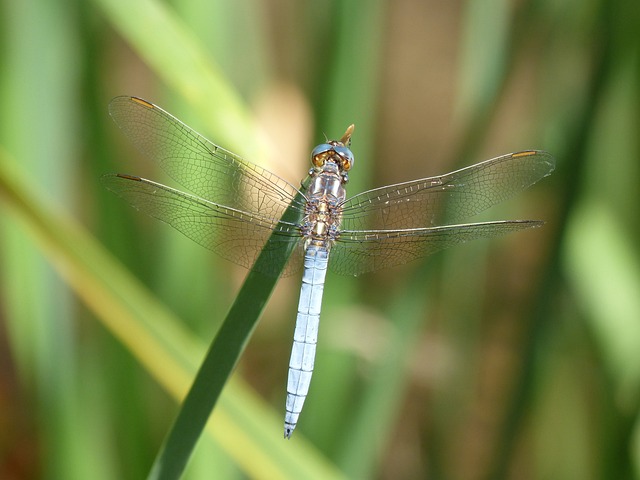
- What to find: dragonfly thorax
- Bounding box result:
[301,166,346,249]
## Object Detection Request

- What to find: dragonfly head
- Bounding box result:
[310,124,355,176]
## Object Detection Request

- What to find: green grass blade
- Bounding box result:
[148,175,311,479]
[92,0,267,160]
[565,196,640,404]
[336,270,434,478]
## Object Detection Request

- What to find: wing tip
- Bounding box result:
[512,149,556,176]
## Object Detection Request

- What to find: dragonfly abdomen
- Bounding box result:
[284,244,329,438]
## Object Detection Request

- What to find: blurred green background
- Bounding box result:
[1,0,639,478]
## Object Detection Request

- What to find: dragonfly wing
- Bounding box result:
[108,96,307,219]
[339,151,554,231]
[329,221,543,276]
[103,174,304,276]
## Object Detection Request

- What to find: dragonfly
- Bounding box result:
[103,96,555,439]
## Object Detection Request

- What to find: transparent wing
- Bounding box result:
[329,221,542,276]
[108,96,307,218]
[339,151,554,231]
[102,174,305,276]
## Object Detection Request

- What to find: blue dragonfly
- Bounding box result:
[103,96,555,438]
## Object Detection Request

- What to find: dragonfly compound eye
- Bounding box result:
[333,145,355,171]
[311,143,333,167]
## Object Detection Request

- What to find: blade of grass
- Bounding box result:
[0,148,345,480]
[565,202,640,404]
[147,174,311,479]
[336,269,434,478]
[92,0,268,161]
